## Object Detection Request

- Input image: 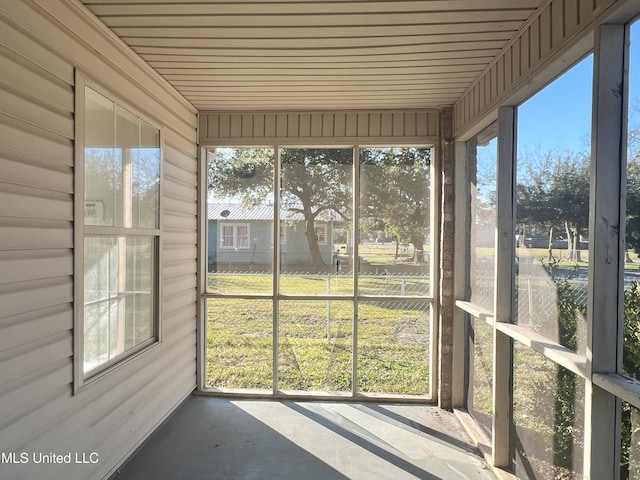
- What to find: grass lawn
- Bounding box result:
[205,279,431,394]
[358,242,431,264]
[480,245,640,271]
[209,273,430,296]
[512,342,585,480]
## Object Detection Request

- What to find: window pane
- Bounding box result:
[621,401,640,480]
[315,224,327,245]
[84,87,160,229]
[278,300,352,392]
[236,225,249,248]
[84,302,110,370]
[84,87,119,227]
[83,236,156,373]
[625,20,640,382]
[359,147,431,297]
[221,225,234,248]
[116,105,138,228]
[512,342,584,480]
[515,56,592,354]
[470,129,497,312]
[132,120,160,229]
[207,148,274,294]
[357,301,430,395]
[467,127,497,436]
[206,298,273,390]
[279,148,353,294]
[468,317,493,438]
[204,144,433,398]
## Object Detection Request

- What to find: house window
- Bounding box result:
[77,79,161,382]
[315,224,327,245]
[280,221,287,244]
[220,223,250,249]
[222,225,234,247]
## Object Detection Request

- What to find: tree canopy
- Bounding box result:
[627,103,640,252]
[516,151,590,260]
[516,137,640,259]
[207,147,432,268]
[280,148,353,267]
[360,147,431,261]
[208,147,352,268]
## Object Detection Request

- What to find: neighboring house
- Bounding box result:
[208,203,338,270]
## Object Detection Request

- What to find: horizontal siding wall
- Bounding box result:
[453,0,621,137]
[0,1,198,480]
[199,110,439,145]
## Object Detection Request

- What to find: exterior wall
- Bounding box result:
[209,220,272,267]
[207,221,218,267]
[199,110,439,146]
[453,0,623,138]
[0,1,198,480]
[281,221,333,267]
[207,220,333,269]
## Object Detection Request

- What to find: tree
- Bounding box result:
[359,147,431,262]
[208,147,432,269]
[620,282,640,479]
[626,102,640,254]
[517,152,590,261]
[280,148,352,268]
[515,104,640,260]
[207,148,352,269]
[627,160,640,254]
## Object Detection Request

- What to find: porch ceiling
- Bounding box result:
[81,0,544,111]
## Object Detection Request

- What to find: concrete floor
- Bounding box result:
[114,396,495,480]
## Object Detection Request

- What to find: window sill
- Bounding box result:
[495,322,587,380]
[593,373,640,409]
[455,300,494,322]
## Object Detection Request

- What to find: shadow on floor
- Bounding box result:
[114,396,494,480]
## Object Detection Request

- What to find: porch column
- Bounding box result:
[585,23,627,480]
[439,105,455,409]
[451,139,471,408]
[493,106,516,469]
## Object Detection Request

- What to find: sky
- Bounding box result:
[520,21,640,156]
[517,55,593,156]
[477,19,640,187]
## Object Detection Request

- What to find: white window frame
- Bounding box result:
[280,221,287,244]
[315,223,327,245]
[271,221,287,244]
[73,72,162,392]
[220,223,251,249]
[200,145,436,400]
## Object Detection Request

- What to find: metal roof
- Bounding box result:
[208,203,343,221]
[208,203,279,221]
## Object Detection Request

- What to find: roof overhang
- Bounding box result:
[80,1,545,112]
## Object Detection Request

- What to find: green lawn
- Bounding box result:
[478,245,640,271]
[205,280,431,394]
[208,272,430,296]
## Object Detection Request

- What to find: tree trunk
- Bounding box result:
[298,192,326,270]
[574,226,582,262]
[564,225,583,262]
[412,237,425,263]
[565,221,578,262]
[305,217,325,269]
